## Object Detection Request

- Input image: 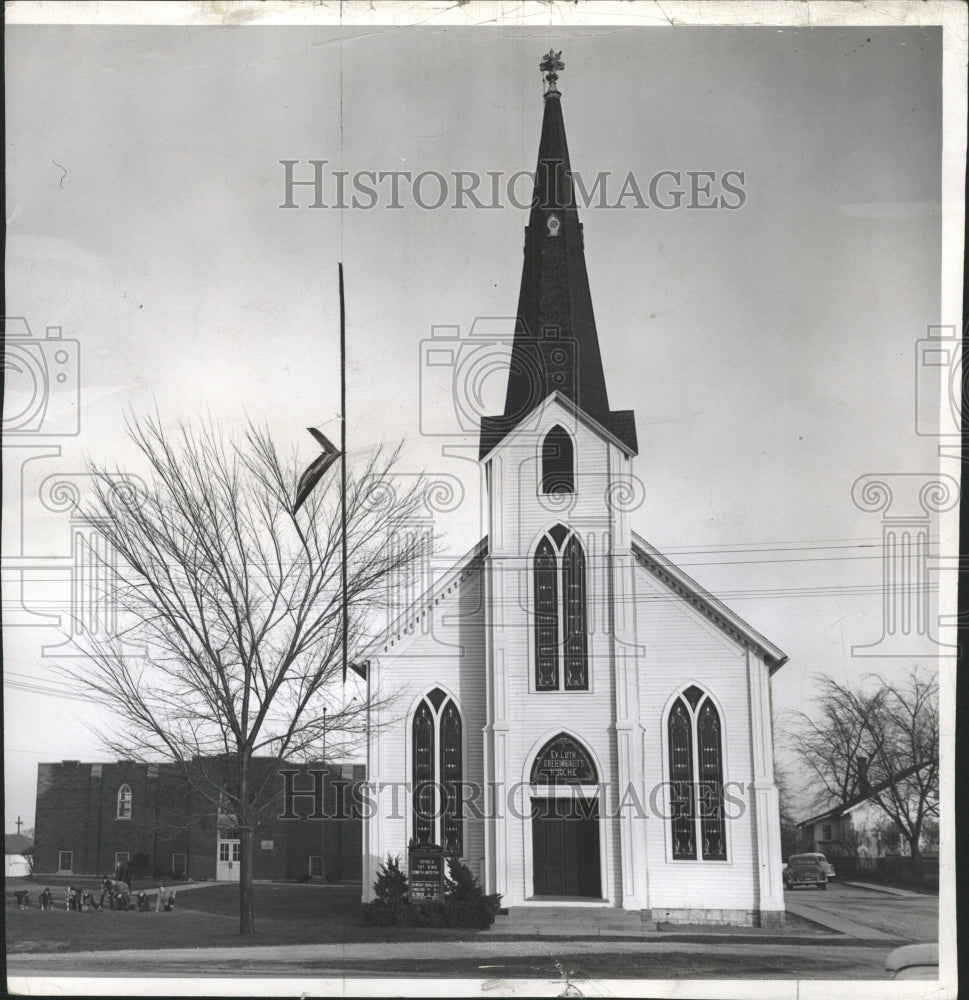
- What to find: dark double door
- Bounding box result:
[531,796,601,898]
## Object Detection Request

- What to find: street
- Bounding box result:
[784,882,938,943]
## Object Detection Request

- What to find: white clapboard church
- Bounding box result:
[362,52,788,926]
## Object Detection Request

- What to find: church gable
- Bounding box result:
[370,539,487,661]
[634,559,748,665]
[632,533,787,672]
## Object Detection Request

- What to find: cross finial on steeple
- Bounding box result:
[540,49,564,95]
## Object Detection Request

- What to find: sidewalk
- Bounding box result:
[782,897,896,940]
[841,881,928,898]
[479,906,866,944]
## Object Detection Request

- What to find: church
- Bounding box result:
[362,52,788,926]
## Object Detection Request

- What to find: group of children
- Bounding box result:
[13,882,176,912]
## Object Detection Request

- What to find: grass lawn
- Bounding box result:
[5,880,478,953]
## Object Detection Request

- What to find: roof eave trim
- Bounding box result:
[360,535,489,658]
[631,531,788,671]
[479,391,637,463]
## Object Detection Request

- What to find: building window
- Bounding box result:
[533,526,588,691]
[117,783,132,819]
[58,850,73,873]
[171,853,187,878]
[822,824,832,842]
[115,851,129,872]
[308,856,323,878]
[667,688,727,861]
[411,689,463,854]
[541,425,574,494]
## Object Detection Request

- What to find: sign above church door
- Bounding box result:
[530,734,598,784]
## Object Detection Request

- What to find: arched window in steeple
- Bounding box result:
[541,425,574,494]
[533,526,588,691]
[666,687,726,861]
[411,690,463,855]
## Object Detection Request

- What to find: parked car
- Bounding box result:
[885,943,939,980]
[789,852,836,880]
[783,854,827,890]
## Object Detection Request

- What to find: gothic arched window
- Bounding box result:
[533,526,588,691]
[117,783,132,820]
[541,425,574,494]
[666,687,726,861]
[411,690,463,855]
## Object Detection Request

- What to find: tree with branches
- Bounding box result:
[59,415,428,934]
[786,667,939,862]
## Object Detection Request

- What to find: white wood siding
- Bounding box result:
[366,566,488,894]
[634,561,760,912]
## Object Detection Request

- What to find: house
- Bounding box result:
[361,53,789,927]
[798,760,939,861]
[32,757,363,882]
[5,833,33,878]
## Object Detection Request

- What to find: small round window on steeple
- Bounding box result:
[546,214,561,237]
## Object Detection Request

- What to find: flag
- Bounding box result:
[344,660,369,683]
[293,427,342,513]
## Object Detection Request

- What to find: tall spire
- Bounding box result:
[480,51,637,459]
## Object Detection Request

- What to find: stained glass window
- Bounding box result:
[563,534,588,689]
[411,694,464,854]
[535,528,589,691]
[440,700,463,855]
[668,699,696,859]
[535,536,559,690]
[412,701,435,845]
[668,691,727,861]
[697,699,726,860]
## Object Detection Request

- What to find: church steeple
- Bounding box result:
[480,51,638,460]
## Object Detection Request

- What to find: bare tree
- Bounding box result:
[861,669,939,862]
[786,667,939,862]
[786,676,886,808]
[58,415,428,934]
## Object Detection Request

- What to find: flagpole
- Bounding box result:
[339,262,348,685]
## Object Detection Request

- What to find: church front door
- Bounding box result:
[531,796,601,898]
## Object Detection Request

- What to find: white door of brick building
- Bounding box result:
[216,839,240,881]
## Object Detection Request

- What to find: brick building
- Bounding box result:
[33,758,364,882]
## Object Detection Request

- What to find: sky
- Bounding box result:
[3,14,960,834]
